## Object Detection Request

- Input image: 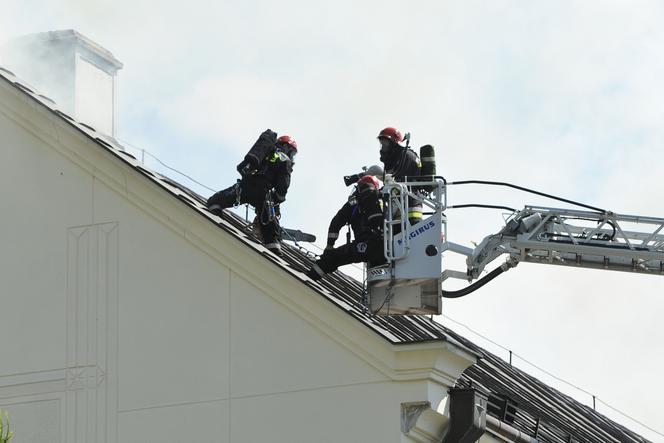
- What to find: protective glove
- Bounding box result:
[236,157,258,175]
[273,191,286,204]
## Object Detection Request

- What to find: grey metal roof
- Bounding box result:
[446,327,650,443]
[0,66,650,443]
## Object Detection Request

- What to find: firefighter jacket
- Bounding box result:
[382,146,422,181]
[326,189,383,248]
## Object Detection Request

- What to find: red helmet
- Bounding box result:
[378,127,403,144]
[277,135,297,151]
[357,175,380,190]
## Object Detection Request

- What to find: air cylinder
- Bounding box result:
[420,144,436,178]
[419,145,436,192]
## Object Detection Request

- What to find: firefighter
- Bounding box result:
[377,127,423,225]
[207,129,297,256]
[306,175,385,281]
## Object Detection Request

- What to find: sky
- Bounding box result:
[1,0,664,440]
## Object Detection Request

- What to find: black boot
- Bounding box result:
[207,183,240,216]
[305,264,325,281]
[265,242,283,256]
[208,204,224,216]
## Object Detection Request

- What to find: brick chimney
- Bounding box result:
[0,30,123,136]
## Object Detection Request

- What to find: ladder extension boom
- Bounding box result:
[468,206,664,279]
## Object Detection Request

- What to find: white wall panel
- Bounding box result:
[0,395,63,443]
[0,111,119,441]
[118,401,229,443]
[92,182,231,411]
[0,112,91,376]
[230,273,388,398]
[65,222,119,443]
[231,381,414,443]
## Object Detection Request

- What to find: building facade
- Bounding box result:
[0,32,649,443]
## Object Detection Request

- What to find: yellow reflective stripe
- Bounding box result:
[408,211,423,218]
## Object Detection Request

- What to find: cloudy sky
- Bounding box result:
[2,0,664,439]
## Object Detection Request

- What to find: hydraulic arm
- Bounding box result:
[466,206,664,280]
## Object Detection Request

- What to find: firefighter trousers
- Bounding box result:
[207,180,281,247]
[316,235,386,274]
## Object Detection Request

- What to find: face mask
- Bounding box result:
[380,139,398,164]
[379,138,392,154]
[277,143,296,162]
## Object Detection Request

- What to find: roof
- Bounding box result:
[0,65,650,443]
[446,328,649,443]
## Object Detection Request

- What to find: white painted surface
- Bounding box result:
[0,110,89,377]
[481,433,506,443]
[119,401,229,443]
[92,180,232,411]
[229,272,388,397]
[0,82,474,442]
[230,382,415,443]
[75,54,114,135]
[0,31,120,136]
[0,396,62,443]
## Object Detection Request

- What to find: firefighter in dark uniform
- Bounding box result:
[207,129,297,256]
[306,175,385,281]
[377,127,423,225]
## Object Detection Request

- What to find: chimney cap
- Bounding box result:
[6,29,123,73]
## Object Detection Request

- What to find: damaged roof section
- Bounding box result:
[0,66,650,443]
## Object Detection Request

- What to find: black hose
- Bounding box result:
[442,266,506,299]
[448,204,517,212]
[573,217,617,240]
[448,180,606,213]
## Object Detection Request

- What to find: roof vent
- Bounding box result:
[0,30,123,136]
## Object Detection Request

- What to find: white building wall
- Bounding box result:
[0,110,92,441]
[0,103,459,442]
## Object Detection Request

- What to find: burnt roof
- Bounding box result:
[0,67,650,443]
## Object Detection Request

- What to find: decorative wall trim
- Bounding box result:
[66,222,119,442]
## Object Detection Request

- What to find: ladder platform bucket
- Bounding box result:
[367,265,441,315]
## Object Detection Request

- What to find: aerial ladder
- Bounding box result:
[365,176,664,315]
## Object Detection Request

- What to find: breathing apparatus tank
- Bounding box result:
[419,145,436,178]
[419,145,436,191]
